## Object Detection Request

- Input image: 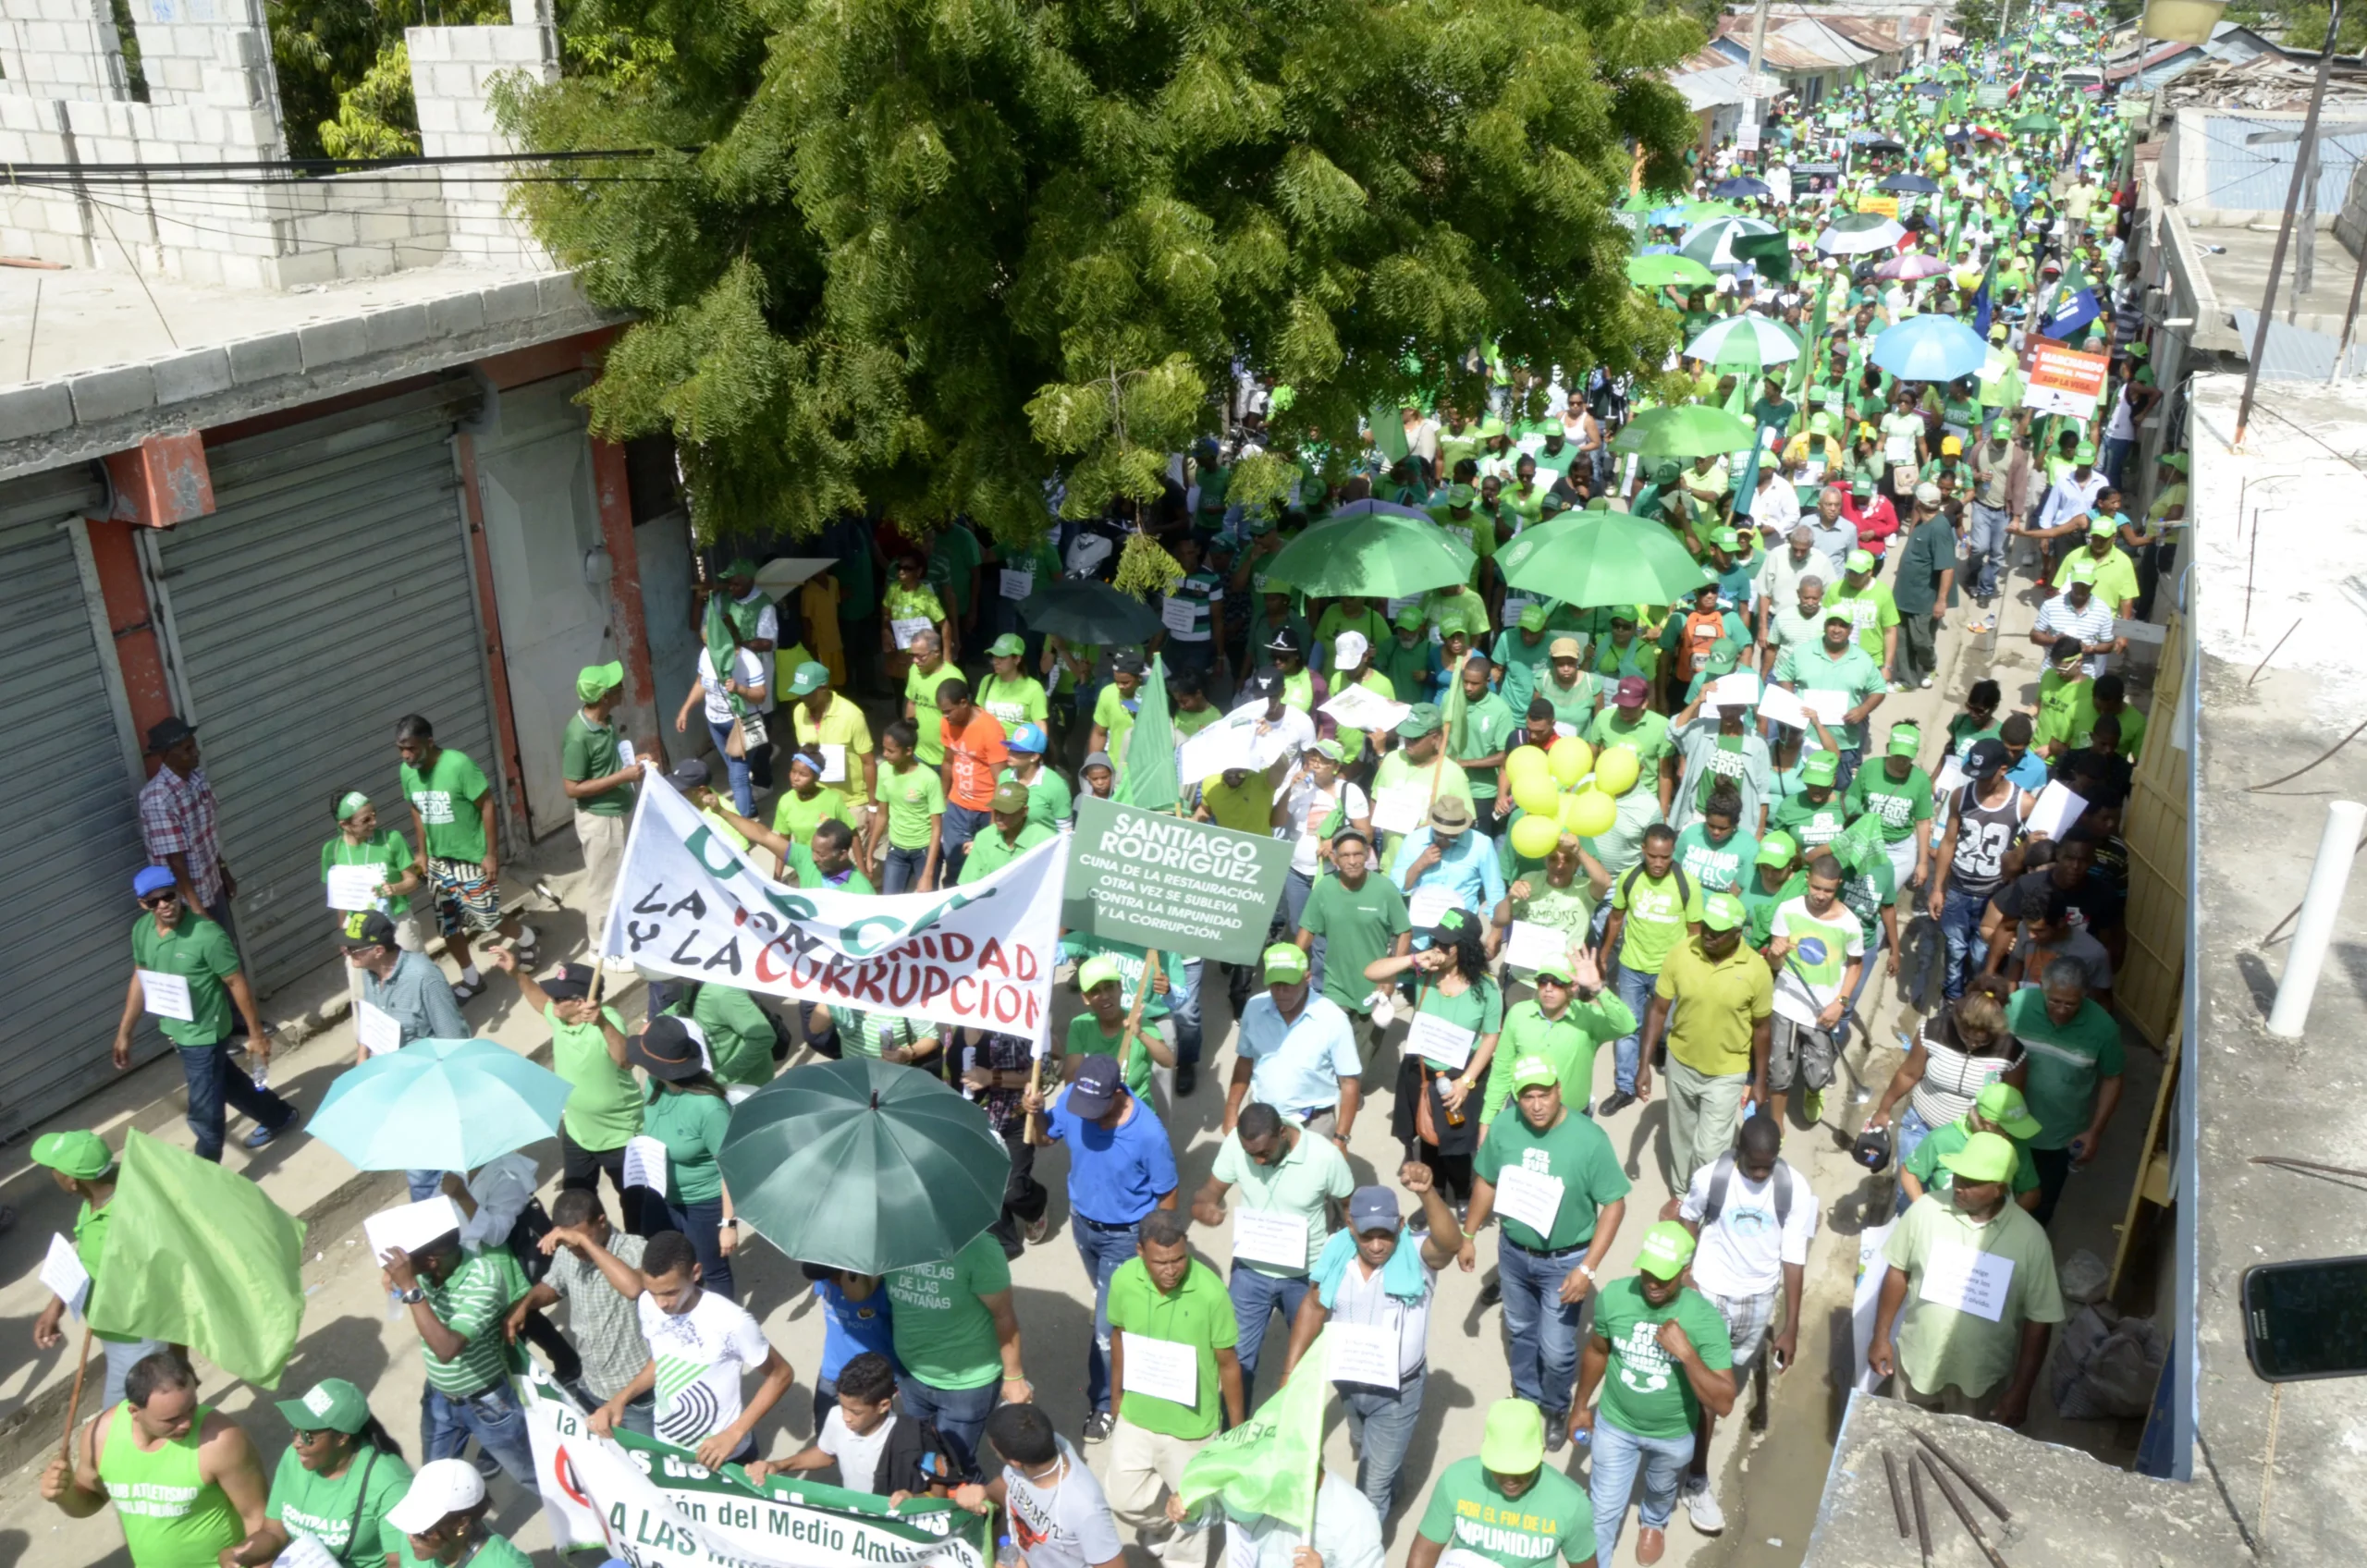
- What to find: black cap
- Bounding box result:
[1965,739,2009,777]
[1111,649,1147,676]
[337,910,399,950]
[1063,1054,1124,1119]
[1265,626,1305,655]
[668,756,711,789]
[1240,669,1284,702]
[145,716,196,754]
[538,962,595,1002]
[627,1014,707,1081]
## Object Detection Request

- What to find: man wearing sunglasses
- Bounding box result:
[113,865,294,1160]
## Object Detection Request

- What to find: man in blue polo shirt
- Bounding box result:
[1028,1054,1179,1443]
[1223,943,1362,1143]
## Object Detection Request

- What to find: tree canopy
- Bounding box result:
[502,0,1702,542]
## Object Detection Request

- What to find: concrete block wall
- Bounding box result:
[404,23,558,268]
[0,0,130,100]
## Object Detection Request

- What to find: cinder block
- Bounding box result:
[355,209,425,244]
[67,362,158,423]
[536,273,587,315]
[151,346,233,404]
[426,291,486,337]
[166,245,225,288]
[225,329,302,384]
[479,276,541,324]
[0,382,76,443]
[297,315,369,369]
[403,26,450,61]
[270,248,338,288]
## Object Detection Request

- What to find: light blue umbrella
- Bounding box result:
[1870,315,1989,385]
[309,1038,572,1171]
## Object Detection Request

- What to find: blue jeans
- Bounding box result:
[1280,868,1317,939]
[1227,1267,1310,1390]
[1611,962,1659,1096]
[1340,1368,1426,1521]
[1891,1103,1936,1216]
[1168,957,1204,1065]
[938,802,991,886]
[1834,747,1864,794]
[655,1197,735,1302]
[407,1170,447,1201]
[899,1376,998,1481]
[1499,1241,1588,1416]
[706,717,756,816]
[177,1038,294,1162]
[1074,1219,1141,1413]
[423,1380,536,1486]
[1937,885,1988,1001]
[2101,435,2134,489]
[1966,502,2011,599]
[102,1338,171,1410]
[882,843,933,893]
[1589,1417,1696,1562]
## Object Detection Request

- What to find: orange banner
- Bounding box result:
[2022,340,2109,419]
[1857,193,1900,219]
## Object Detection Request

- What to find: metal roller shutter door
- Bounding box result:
[0,467,150,1139]
[149,385,499,995]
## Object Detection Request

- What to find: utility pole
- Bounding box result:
[2235,0,2342,445]
[1745,0,1773,167]
[2293,133,2321,312]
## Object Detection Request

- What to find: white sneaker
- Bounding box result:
[1682,1477,1726,1534]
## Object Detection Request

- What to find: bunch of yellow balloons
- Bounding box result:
[1502,735,1645,860]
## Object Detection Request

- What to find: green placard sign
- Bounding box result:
[1065,795,1293,962]
[1974,85,2010,108]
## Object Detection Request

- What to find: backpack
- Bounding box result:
[1701,1150,1793,1230]
[1617,862,1694,917]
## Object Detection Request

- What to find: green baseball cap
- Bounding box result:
[1800,751,1839,786]
[1809,411,1835,437]
[1637,1219,1698,1280]
[1517,604,1548,631]
[1263,942,1309,983]
[1851,475,1873,497]
[990,781,1031,815]
[1712,527,1741,551]
[788,661,832,697]
[1077,955,1123,994]
[1756,831,1798,868]
[276,1378,373,1436]
[1699,891,1747,932]
[1653,459,1682,484]
[31,1130,113,1181]
[2088,513,2118,536]
[722,557,758,578]
[575,661,624,702]
[987,633,1026,657]
[2074,441,2097,463]
[1396,702,1443,738]
[2159,451,2189,473]
[1511,1054,1560,1092]
[1885,723,1922,758]
[1311,738,1347,763]
[1533,955,1577,984]
[1846,548,1876,573]
[1974,1082,2043,1139]
[1939,1129,2019,1185]
[1394,606,1429,632]
[1446,483,1477,508]
[1478,1398,1546,1475]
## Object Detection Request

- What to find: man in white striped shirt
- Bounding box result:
[2030,577,2119,678]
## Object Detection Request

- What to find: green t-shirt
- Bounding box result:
[1452,692,1520,801]
[1882,1196,2066,1398]
[772,785,853,845]
[1829,580,1900,663]
[1673,822,1758,894]
[998,766,1073,831]
[548,1003,639,1150]
[1094,681,1143,766]
[319,830,416,918]
[694,984,778,1088]
[1590,1275,1735,1439]
[960,822,1054,886]
[1066,1011,1156,1100]
[1768,791,1847,850]
[881,763,946,851]
[1478,998,1637,1126]
[905,663,963,766]
[1107,1257,1238,1440]
[1905,1117,2040,1198]
[1297,871,1410,1014]
[2004,988,2126,1150]
[642,1083,731,1203]
[2035,669,2099,753]
[1472,1108,1632,1252]
[1846,763,1934,844]
[1416,1456,1596,1568]
[269,1444,413,1564]
[419,1249,527,1396]
[976,673,1049,730]
[1611,867,1704,974]
[1587,708,1673,773]
[887,1232,1012,1390]
[130,911,240,1047]
[562,711,635,818]
[399,747,492,863]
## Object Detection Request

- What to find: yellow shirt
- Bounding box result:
[1654,937,1774,1079]
[1201,774,1274,837]
[791,692,877,801]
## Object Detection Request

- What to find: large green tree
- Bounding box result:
[503,0,1700,542]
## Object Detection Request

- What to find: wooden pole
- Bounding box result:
[2234,0,2343,447]
[60,1326,92,1464]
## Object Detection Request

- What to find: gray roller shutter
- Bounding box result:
[0,466,149,1140]
[147,383,500,995]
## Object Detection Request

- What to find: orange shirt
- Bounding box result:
[941,712,1011,810]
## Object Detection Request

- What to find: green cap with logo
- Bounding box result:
[1973,1082,2043,1139]
[1885,722,1922,758]
[1517,604,1548,631]
[1699,891,1747,932]
[1396,702,1443,739]
[987,633,1026,658]
[1939,1129,2019,1184]
[575,661,624,702]
[1800,750,1840,786]
[275,1378,374,1435]
[1511,1054,1560,1091]
[1756,831,1798,868]
[788,661,832,697]
[31,1130,114,1181]
[1263,942,1309,983]
[1637,1219,1698,1280]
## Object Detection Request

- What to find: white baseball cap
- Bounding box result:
[384,1458,486,1536]
[1334,631,1369,668]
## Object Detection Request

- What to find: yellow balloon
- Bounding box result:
[1562,788,1619,839]
[1513,773,1562,820]
[1510,812,1564,861]
[1593,743,1642,797]
[1504,745,1551,787]
[1547,735,1594,787]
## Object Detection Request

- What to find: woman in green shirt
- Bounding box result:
[998,724,1073,829]
[484,950,653,1233]
[322,790,424,1017]
[227,1379,411,1568]
[770,752,852,846]
[628,1016,741,1302]
[1365,910,1502,1204]
[976,635,1050,729]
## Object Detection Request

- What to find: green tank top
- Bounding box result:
[100,1403,243,1568]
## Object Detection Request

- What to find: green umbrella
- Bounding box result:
[1495,512,1713,608]
[1610,406,1758,459]
[1260,499,1477,598]
[309,1038,571,1171]
[1679,201,1740,225]
[720,1058,1012,1274]
[2010,112,2061,135]
[1019,578,1162,644]
[1627,254,1717,289]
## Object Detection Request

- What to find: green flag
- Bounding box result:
[1178,1329,1331,1530]
[1116,652,1181,811]
[1788,281,1830,399]
[87,1129,308,1386]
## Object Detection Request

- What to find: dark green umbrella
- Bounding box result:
[1018,577,1162,644]
[719,1058,1011,1273]
[1260,499,1477,598]
[1495,512,1712,608]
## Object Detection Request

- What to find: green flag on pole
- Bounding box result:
[87,1129,308,1386]
[1178,1329,1331,1530]
[1116,652,1181,811]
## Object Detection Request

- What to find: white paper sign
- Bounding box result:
[138,970,195,1023]
[362,1195,464,1263]
[1917,1241,2016,1323]
[325,864,385,912]
[1179,717,1260,785]
[1503,920,1572,974]
[2026,780,2089,841]
[1160,596,1200,636]
[819,742,850,785]
[1758,682,1813,732]
[1491,1164,1567,1237]
[1801,687,1854,724]
[1326,1322,1403,1387]
[275,1532,341,1568]
[1000,569,1036,602]
[618,739,637,770]
[355,999,403,1057]
[623,1135,670,1198]
[1370,784,1429,837]
[1231,1207,1312,1271]
[1120,1332,1200,1405]
[1406,884,1457,929]
[890,616,932,650]
[1405,1011,1476,1071]
[42,1233,91,1317]
[1321,684,1413,734]
[1703,670,1763,710]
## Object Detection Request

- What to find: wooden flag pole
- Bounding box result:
[59,1326,92,1464]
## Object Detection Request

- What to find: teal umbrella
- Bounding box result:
[1260,500,1478,598]
[1611,406,1759,459]
[309,1038,572,1171]
[720,1058,1012,1274]
[1496,512,1713,608]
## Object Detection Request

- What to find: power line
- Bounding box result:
[0,147,680,178]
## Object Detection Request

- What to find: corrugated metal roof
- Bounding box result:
[1673,63,1754,111]
[2197,111,2367,211]
[2106,42,2198,83]
[2229,309,2367,380]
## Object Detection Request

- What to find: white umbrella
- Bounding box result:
[1685,314,1804,368]
[1679,214,1779,271]
[1816,215,1908,256]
